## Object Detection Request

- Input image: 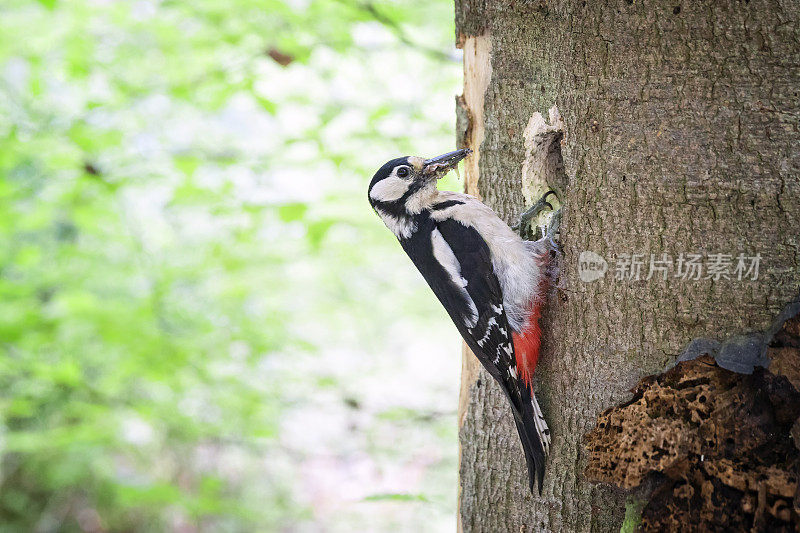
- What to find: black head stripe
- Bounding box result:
[431,200,465,211]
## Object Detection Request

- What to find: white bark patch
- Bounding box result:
[462,35,492,198]
[431,228,478,328]
[521,106,564,207]
[457,36,493,426]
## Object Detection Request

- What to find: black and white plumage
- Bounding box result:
[368,150,554,494]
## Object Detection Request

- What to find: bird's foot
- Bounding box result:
[513,190,557,241]
[545,208,561,252]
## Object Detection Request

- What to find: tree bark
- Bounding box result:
[454,1,800,531]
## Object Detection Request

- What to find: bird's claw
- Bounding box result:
[545,208,562,252]
[514,190,558,241]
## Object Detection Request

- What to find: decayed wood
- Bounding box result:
[584,352,800,532]
[455,0,800,531]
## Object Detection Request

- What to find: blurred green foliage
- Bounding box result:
[0,0,460,530]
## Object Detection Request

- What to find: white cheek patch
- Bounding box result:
[431,228,478,328]
[369,175,410,202]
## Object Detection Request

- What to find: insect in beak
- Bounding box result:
[422,149,472,180]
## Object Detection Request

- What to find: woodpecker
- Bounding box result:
[368,148,559,494]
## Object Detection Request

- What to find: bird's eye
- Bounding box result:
[397,167,410,178]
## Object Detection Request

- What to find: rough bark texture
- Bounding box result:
[454,1,800,531]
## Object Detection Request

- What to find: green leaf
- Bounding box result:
[174,155,202,177]
[117,483,182,506]
[306,218,335,249]
[277,202,308,222]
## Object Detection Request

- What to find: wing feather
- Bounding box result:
[433,219,516,376]
[433,218,549,492]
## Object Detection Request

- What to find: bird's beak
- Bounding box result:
[422,148,472,179]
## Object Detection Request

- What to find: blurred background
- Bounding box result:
[0,0,463,531]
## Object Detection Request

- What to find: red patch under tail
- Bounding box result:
[512,277,549,389]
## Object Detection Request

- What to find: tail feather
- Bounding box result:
[512,391,551,494]
[513,417,544,494]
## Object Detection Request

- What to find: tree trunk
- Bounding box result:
[454,1,800,531]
